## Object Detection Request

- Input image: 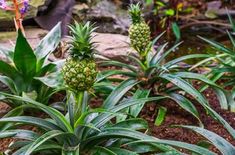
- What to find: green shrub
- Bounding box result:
[0,90,230,155]
[97,4,235,138]
[0,23,64,107]
[195,14,235,112]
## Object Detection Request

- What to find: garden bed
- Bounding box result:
[142,88,235,154]
[1,86,235,154]
[0,1,235,154]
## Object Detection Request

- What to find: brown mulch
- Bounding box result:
[0,102,11,118]
[0,103,12,152]
[0,138,14,153]
[141,87,235,154]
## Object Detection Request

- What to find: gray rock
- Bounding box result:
[93,32,136,61]
[81,0,131,34]
[72,3,89,14]
[0,27,136,61]
[35,0,75,35]
[0,28,48,49]
[72,3,89,22]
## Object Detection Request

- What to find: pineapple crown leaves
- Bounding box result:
[68,21,98,60]
[128,3,143,23]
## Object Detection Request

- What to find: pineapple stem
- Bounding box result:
[140,45,151,66]
[74,91,85,121]
[140,54,147,67]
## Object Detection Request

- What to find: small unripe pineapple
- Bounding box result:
[129,3,151,54]
[62,22,97,92]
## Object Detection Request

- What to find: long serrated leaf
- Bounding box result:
[189,54,226,71]
[34,143,62,152]
[168,93,202,127]
[0,130,38,140]
[81,97,166,140]
[182,126,235,155]
[160,74,209,107]
[207,104,235,138]
[112,118,148,130]
[100,61,137,73]
[25,130,64,155]
[149,43,168,67]
[0,105,24,131]
[1,105,24,118]
[74,108,117,128]
[0,75,18,94]
[13,144,31,155]
[0,116,60,130]
[108,147,138,155]
[127,55,147,71]
[158,75,235,138]
[0,93,72,132]
[155,151,182,155]
[164,54,211,69]
[227,10,235,32]
[173,72,222,89]
[227,30,235,48]
[97,70,137,82]
[82,128,176,153]
[198,36,234,56]
[130,89,150,117]
[200,72,224,92]
[172,72,229,110]
[21,94,72,132]
[84,127,215,155]
[87,97,166,137]
[126,140,215,155]
[155,42,183,66]
[161,74,235,134]
[10,141,31,150]
[125,142,167,154]
[152,31,166,45]
[213,88,229,110]
[91,146,116,155]
[103,79,139,109]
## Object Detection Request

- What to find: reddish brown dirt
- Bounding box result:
[0,138,14,152]
[0,102,12,152]
[0,102,11,117]
[141,88,235,154]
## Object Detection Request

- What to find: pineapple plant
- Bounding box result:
[129,3,151,57]
[62,21,97,92]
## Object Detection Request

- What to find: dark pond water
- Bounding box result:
[166,26,232,64]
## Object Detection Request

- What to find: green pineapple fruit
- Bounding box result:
[62,22,97,92]
[129,3,151,55]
